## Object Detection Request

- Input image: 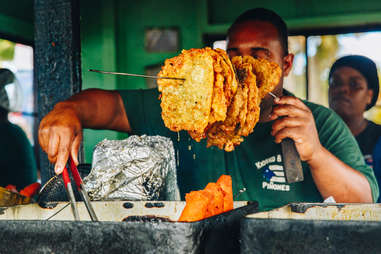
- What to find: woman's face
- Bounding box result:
[328,66,373,120]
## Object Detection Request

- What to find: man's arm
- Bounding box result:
[38,88,130,174]
[270,96,373,202]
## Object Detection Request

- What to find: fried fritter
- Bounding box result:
[237,63,260,137]
[206,71,248,151]
[157,48,214,134]
[206,60,259,151]
[214,48,238,105]
[205,48,229,125]
[158,48,281,152]
[242,56,281,99]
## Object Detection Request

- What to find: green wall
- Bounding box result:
[2,0,381,163]
[80,0,207,162]
[79,0,381,162]
[80,0,119,162]
[0,0,33,43]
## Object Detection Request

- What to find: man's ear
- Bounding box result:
[282,53,294,77]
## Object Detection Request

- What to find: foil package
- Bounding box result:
[83,135,180,201]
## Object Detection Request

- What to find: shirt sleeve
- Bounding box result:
[311,104,379,202]
[372,137,381,202]
[117,88,171,137]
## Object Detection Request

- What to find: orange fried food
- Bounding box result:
[157,48,215,135]
[236,61,261,137]
[215,48,238,100]
[205,48,229,125]
[242,56,282,99]
[158,47,281,151]
[178,175,234,222]
[178,190,212,222]
[206,61,259,151]
[206,74,248,151]
[206,56,279,151]
[216,175,234,212]
[204,183,225,217]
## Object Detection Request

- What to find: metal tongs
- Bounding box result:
[62,155,98,221]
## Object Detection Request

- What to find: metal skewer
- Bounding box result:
[89,69,185,81]
[45,203,71,220]
[268,92,278,99]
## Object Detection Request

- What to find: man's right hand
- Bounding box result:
[38,89,131,175]
[38,103,83,174]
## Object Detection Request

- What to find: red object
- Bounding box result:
[69,157,82,188]
[5,184,18,193]
[61,155,98,221]
[62,166,71,187]
[19,182,41,197]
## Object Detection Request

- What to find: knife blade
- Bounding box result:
[89,69,185,81]
[268,92,304,183]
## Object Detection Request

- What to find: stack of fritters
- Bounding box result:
[157,48,281,151]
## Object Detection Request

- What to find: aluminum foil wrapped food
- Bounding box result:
[83,135,180,201]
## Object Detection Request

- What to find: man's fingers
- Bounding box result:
[275,96,309,109]
[54,135,73,175]
[273,127,303,144]
[271,104,308,118]
[38,125,49,153]
[271,117,304,136]
[48,133,59,160]
[70,133,82,165]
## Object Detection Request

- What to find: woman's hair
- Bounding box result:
[0,106,8,120]
[329,55,379,110]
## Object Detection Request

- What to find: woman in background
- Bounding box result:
[328,55,381,202]
[0,69,37,189]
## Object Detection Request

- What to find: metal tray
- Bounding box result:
[0,200,258,254]
[241,203,381,254]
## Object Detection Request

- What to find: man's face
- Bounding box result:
[227,20,293,115]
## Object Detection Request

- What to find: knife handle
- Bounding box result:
[281,138,304,183]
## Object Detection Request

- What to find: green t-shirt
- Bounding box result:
[0,121,37,189]
[119,89,379,211]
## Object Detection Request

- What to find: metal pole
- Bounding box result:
[34,0,82,187]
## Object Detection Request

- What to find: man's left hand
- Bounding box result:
[269,96,324,162]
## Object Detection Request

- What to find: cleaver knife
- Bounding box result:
[281,138,304,183]
[268,92,304,183]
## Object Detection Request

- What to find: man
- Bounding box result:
[39,8,378,211]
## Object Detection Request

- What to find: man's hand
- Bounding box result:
[269,95,373,202]
[38,103,83,174]
[38,89,131,175]
[269,96,324,162]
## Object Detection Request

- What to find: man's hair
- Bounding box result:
[227,8,289,55]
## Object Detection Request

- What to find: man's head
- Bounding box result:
[226,8,294,116]
[227,8,289,56]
